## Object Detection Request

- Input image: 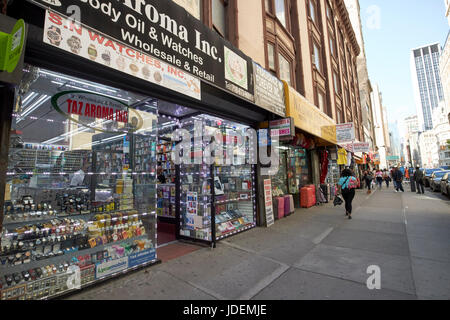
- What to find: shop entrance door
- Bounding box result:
[155,102,257,247]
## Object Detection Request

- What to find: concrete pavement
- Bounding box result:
[65,186,450,300]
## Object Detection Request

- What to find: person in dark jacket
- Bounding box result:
[363,170,373,194]
[393,167,405,192]
[414,165,425,194]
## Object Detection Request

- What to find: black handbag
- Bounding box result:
[333,195,343,206]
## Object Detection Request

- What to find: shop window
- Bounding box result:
[279,54,292,86]
[3,66,159,299]
[212,0,227,37]
[177,114,257,241]
[312,41,322,73]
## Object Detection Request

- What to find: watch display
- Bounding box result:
[2,67,159,300]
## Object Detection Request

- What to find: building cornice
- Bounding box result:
[335,0,360,56]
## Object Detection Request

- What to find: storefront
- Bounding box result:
[269,120,314,210]
[0,0,276,300]
[283,82,338,206]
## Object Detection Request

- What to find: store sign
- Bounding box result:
[96,256,128,279]
[32,0,254,101]
[51,90,144,133]
[336,123,355,143]
[340,142,353,152]
[283,82,337,145]
[270,118,294,139]
[43,11,201,100]
[253,62,285,116]
[0,15,26,84]
[352,142,370,153]
[128,248,156,268]
[387,155,400,161]
[263,179,274,227]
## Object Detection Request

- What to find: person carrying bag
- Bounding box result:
[338,169,358,220]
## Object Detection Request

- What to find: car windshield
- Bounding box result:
[434,171,449,178]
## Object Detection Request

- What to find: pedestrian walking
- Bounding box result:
[363,170,373,194]
[338,169,358,220]
[414,165,425,194]
[393,167,405,192]
[390,167,397,189]
[383,169,391,188]
[376,169,383,189]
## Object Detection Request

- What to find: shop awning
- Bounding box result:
[283,82,337,145]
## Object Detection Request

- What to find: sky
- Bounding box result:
[359,0,449,128]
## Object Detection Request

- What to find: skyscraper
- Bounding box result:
[410,43,445,131]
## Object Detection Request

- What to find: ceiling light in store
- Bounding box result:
[21,92,38,106]
[40,70,117,93]
[63,84,130,103]
[17,95,50,123]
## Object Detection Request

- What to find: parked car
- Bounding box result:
[441,173,450,197]
[430,170,450,192]
[440,166,450,170]
[424,168,443,187]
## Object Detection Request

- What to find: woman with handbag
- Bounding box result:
[338,169,358,219]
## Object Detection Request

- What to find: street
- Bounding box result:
[65,185,450,300]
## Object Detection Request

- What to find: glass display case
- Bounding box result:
[271,147,288,197]
[287,146,310,194]
[0,66,158,300]
[177,115,256,244]
[214,164,256,240]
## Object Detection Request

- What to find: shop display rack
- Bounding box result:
[1,130,158,300]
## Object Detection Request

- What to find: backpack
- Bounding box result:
[342,176,357,190]
[347,177,358,189]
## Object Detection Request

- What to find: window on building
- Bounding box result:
[267,43,276,72]
[279,54,292,86]
[345,87,350,107]
[172,0,201,20]
[333,70,341,95]
[317,89,325,113]
[275,0,287,28]
[212,0,227,37]
[338,29,344,51]
[337,108,343,123]
[312,41,322,73]
[309,0,317,25]
[265,0,272,13]
[326,1,333,21]
[329,34,336,58]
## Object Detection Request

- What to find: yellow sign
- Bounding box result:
[283,82,337,145]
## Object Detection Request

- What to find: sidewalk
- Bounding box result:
[65,187,450,300]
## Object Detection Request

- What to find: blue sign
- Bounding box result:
[128,248,156,268]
